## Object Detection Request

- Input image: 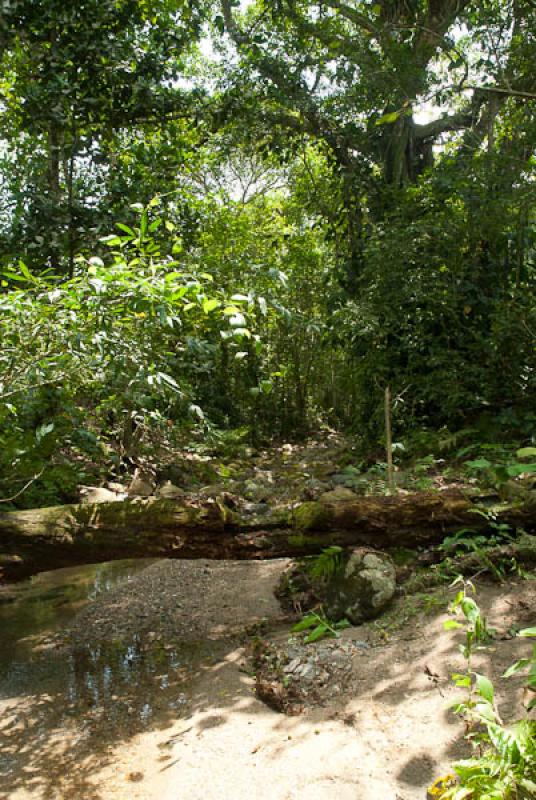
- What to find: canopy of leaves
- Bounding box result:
[0,0,534,506]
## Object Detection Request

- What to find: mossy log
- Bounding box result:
[1,490,535,581]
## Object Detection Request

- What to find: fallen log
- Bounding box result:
[1,491,535,581]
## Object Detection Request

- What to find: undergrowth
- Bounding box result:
[429,581,536,799]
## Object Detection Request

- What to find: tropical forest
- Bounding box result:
[0,1,535,798]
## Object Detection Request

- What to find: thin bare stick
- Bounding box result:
[0,468,44,504]
[385,386,395,494]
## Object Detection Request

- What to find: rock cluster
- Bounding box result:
[253,635,369,714]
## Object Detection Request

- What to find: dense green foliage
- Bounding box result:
[0,0,534,505]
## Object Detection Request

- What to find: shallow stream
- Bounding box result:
[0,561,214,799]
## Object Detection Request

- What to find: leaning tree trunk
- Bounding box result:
[1,491,535,581]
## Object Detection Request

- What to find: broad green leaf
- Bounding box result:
[2,270,26,281]
[36,422,54,443]
[140,211,148,236]
[157,372,180,391]
[475,673,494,703]
[473,700,497,722]
[519,627,536,637]
[115,223,135,236]
[232,327,251,338]
[516,447,536,459]
[202,298,220,314]
[189,404,205,420]
[376,111,399,126]
[291,615,318,632]
[460,597,480,624]
[451,673,471,687]
[465,458,492,470]
[452,788,473,800]
[230,313,247,327]
[100,235,122,246]
[305,624,330,643]
[503,658,531,677]
[18,260,36,283]
[506,463,536,477]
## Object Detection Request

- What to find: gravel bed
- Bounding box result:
[66,558,290,646]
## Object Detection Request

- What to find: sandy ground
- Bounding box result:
[2,558,533,800]
[96,579,535,800]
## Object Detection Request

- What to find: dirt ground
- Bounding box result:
[2,557,534,800]
[98,572,535,800]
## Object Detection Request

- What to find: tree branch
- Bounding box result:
[469,85,536,101]
[413,102,481,140]
[321,0,380,38]
[0,469,44,505]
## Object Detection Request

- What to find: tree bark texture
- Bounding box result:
[1,491,535,581]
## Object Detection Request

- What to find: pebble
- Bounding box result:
[283,658,302,674]
[296,663,316,681]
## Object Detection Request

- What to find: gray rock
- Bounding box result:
[296,663,316,681]
[283,658,302,674]
[319,486,358,504]
[128,469,155,497]
[243,481,268,502]
[301,478,330,500]
[156,481,185,499]
[331,473,348,486]
[80,486,126,504]
[105,481,127,493]
[324,548,396,625]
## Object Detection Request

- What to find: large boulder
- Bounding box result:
[127,468,155,497]
[277,547,396,625]
[324,549,396,624]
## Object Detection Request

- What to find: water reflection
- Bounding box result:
[0,561,217,798]
[0,559,156,673]
[0,630,210,799]
[55,635,200,731]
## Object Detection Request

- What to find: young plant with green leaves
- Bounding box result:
[432,584,536,799]
[465,448,536,491]
[292,609,350,645]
